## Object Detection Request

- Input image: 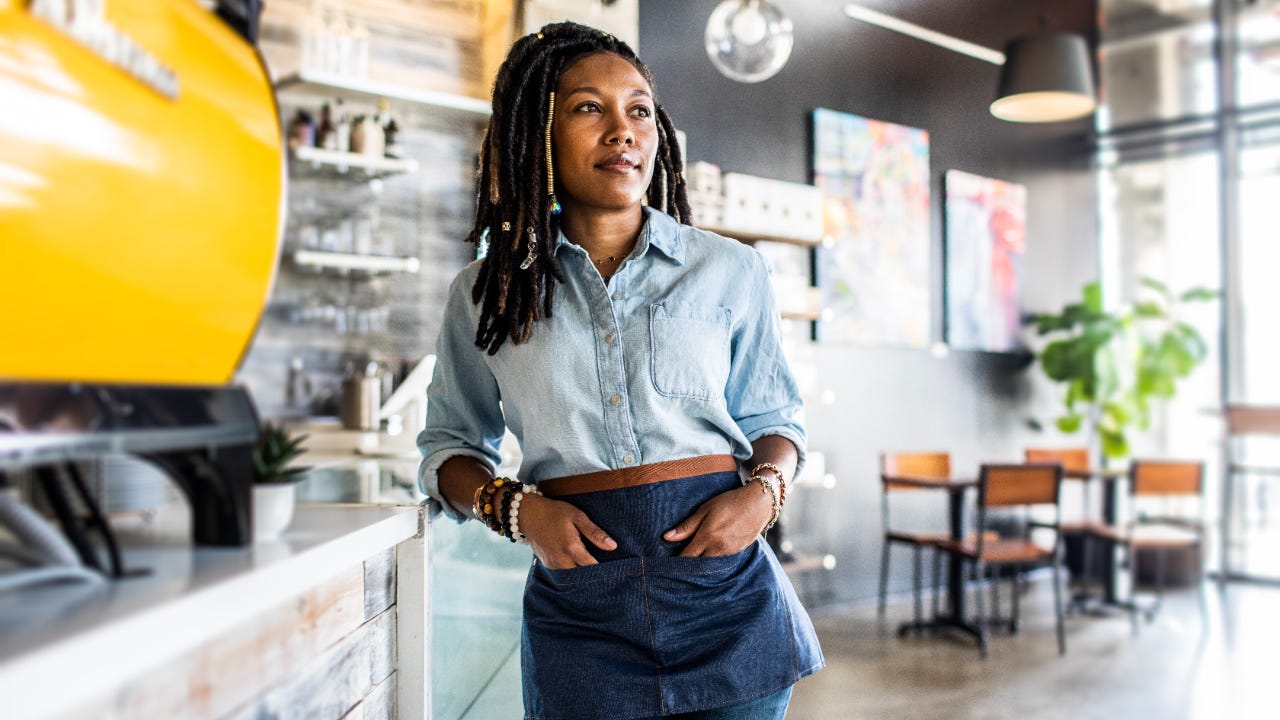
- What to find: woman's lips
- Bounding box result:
[596,154,639,172]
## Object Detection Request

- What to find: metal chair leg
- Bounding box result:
[1053,560,1066,656]
[1130,546,1140,637]
[1151,548,1166,622]
[974,561,988,659]
[990,565,1001,625]
[1011,569,1021,634]
[932,546,943,619]
[878,540,890,618]
[913,545,924,625]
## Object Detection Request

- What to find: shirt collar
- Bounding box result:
[551,207,686,265]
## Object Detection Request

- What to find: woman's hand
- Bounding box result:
[662,483,774,557]
[519,493,617,569]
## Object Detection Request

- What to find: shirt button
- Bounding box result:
[623,454,634,465]
[612,292,622,300]
[604,333,614,343]
[610,394,621,406]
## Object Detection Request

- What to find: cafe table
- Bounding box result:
[1061,466,1128,607]
[883,475,984,644]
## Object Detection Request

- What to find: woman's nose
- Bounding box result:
[606,114,635,145]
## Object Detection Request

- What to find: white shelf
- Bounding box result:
[698,224,824,248]
[781,553,837,573]
[274,71,490,120]
[293,250,421,274]
[290,146,418,179]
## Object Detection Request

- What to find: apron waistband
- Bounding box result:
[538,454,739,498]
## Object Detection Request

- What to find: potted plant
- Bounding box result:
[1029,278,1217,461]
[252,421,310,541]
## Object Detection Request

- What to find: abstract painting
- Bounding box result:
[944,169,1027,352]
[812,108,931,347]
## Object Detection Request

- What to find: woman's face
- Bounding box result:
[551,52,659,215]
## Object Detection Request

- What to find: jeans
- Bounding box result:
[632,685,794,720]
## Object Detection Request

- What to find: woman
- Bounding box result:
[419,22,822,720]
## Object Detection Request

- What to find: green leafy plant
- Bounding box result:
[1030,278,1217,460]
[252,422,310,484]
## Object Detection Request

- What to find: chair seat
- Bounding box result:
[937,537,1054,564]
[887,530,999,546]
[1089,523,1200,548]
[1060,520,1105,535]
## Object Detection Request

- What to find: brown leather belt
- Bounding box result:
[537,454,739,498]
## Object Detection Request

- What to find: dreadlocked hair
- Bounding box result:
[467,21,693,355]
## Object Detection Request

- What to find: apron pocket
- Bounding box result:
[522,557,662,720]
[642,539,799,713]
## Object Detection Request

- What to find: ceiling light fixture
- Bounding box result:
[705,0,795,84]
[842,3,1096,124]
[842,4,1004,65]
[990,32,1096,123]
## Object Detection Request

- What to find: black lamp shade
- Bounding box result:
[991,32,1096,123]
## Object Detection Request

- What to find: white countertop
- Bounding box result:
[0,503,421,719]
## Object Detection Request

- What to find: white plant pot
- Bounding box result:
[253,483,296,542]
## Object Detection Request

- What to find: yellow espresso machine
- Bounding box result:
[0,0,285,548]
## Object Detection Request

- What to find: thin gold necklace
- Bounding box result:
[592,255,617,265]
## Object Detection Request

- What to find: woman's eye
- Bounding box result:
[632,106,653,118]
[576,102,601,113]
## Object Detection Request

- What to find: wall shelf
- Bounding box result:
[698,224,824,248]
[293,250,421,275]
[274,71,490,121]
[290,146,418,180]
[780,553,837,574]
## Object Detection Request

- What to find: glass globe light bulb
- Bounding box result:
[705,0,794,84]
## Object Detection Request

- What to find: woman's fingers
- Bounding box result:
[663,506,705,542]
[675,486,772,557]
[573,512,618,552]
[521,495,616,568]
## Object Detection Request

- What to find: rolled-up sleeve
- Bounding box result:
[417,267,505,522]
[725,250,807,478]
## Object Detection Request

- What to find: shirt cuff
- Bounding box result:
[745,427,807,485]
[418,447,496,524]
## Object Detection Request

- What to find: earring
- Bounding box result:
[546,92,561,216]
[520,226,537,270]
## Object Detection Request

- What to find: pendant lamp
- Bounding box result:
[990,32,1096,123]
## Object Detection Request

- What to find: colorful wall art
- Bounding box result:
[812,108,931,347]
[944,169,1028,352]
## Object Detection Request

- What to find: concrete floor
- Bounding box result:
[787,579,1278,720]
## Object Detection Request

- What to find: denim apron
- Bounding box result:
[520,470,824,720]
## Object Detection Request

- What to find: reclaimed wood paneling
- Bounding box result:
[56,549,399,720]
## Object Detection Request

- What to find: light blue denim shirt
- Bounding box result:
[418,207,806,521]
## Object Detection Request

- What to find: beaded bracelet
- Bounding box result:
[472,477,514,534]
[746,462,787,530]
[507,484,539,544]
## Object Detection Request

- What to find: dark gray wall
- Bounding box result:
[639,0,1100,608]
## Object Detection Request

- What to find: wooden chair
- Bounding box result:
[1223,406,1280,551]
[937,463,1066,658]
[1024,447,1098,596]
[1089,460,1209,634]
[878,452,953,629]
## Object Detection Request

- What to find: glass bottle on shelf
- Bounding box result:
[316,102,336,150]
[350,14,370,79]
[334,98,351,153]
[376,100,401,159]
[300,0,326,73]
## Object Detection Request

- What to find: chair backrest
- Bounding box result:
[980,463,1063,508]
[1224,406,1280,437]
[1024,447,1091,474]
[1130,460,1204,497]
[881,451,951,491]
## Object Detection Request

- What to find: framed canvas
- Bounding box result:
[944,169,1028,352]
[812,108,931,347]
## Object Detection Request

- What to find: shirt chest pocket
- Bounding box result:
[649,301,732,402]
